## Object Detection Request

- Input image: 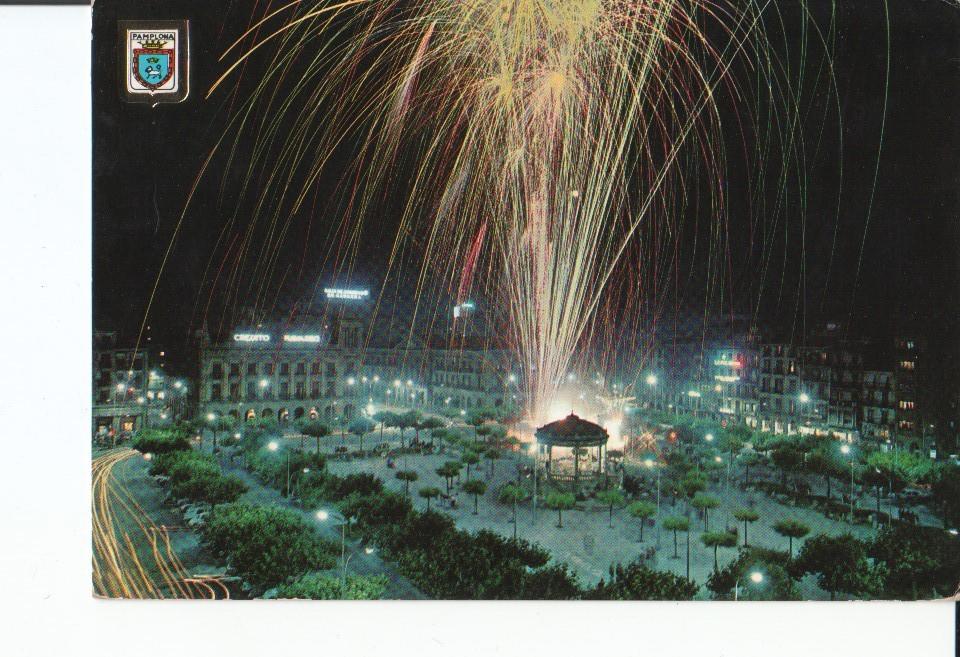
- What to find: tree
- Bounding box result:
[773,519,810,558]
[498,484,527,539]
[544,491,575,528]
[462,479,487,515]
[869,524,960,600]
[299,420,331,456]
[418,416,446,445]
[596,490,626,528]
[588,560,699,600]
[706,547,798,601]
[663,516,692,580]
[859,466,888,526]
[435,461,462,495]
[738,451,763,487]
[805,449,843,500]
[461,450,480,479]
[348,417,376,453]
[690,493,720,531]
[397,410,422,447]
[467,409,492,440]
[627,501,656,542]
[771,446,803,489]
[931,464,960,530]
[206,415,235,451]
[395,469,418,496]
[372,410,395,444]
[418,486,441,511]
[484,446,501,478]
[733,508,760,547]
[793,533,878,600]
[701,531,738,571]
[680,473,706,499]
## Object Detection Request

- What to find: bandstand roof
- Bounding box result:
[535,414,609,447]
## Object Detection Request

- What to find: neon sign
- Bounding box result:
[324,288,369,300]
[283,334,321,343]
[234,333,270,342]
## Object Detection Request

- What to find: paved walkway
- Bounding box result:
[326,445,896,598]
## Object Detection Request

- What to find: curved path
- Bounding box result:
[92,448,229,599]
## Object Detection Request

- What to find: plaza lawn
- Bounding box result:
[324,441,878,598]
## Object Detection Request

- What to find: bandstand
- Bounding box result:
[534,414,609,494]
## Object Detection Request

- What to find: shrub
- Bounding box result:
[170,470,247,505]
[201,503,337,590]
[151,450,247,505]
[706,547,798,600]
[869,524,960,599]
[274,573,388,600]
[132,428,191,455]
[588,560,698,600]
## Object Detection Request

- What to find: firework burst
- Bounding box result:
[202,0,846,423]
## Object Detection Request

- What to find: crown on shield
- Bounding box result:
[139,37,167,49]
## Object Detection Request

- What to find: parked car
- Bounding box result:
[900,488,932,505]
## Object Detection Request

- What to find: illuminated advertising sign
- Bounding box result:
[324,288,369,300]
[234,333,270,342]
[283,334,321,343]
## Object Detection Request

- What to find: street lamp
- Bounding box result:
[644,458,661,515]
[734,570,765,600]
[841,443,855,520]
[267,440,292,496]
[705,433,714,442]
[315,508,352,586]
[799,392,810,404]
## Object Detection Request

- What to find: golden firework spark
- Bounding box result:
[201,0,849,423]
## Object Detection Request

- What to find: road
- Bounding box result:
[92,448,230,599]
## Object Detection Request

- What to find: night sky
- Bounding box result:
[93,0,960,386]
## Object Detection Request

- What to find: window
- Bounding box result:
[326,362,337,377]
[310,362,320,376]
[295,382,306,399]
[296,363,305,375]
[247,363,257,376]
[899,400,915,410]
[211,384,222,401]
[899,360,915,371]
[230,363,240,376]
[265,363,275,375]
[211,363,224,378]
[311,382,320,398]
[280,362,290,375]
[280,382,289,399]
[247,382,256,399]
[230,383,240,401]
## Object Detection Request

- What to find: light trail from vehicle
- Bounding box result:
[92,448,229,599]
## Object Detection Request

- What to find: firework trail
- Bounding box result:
[201,0,849,423]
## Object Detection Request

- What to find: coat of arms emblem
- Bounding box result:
[132,37,174,90]
[120,21,189,103]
